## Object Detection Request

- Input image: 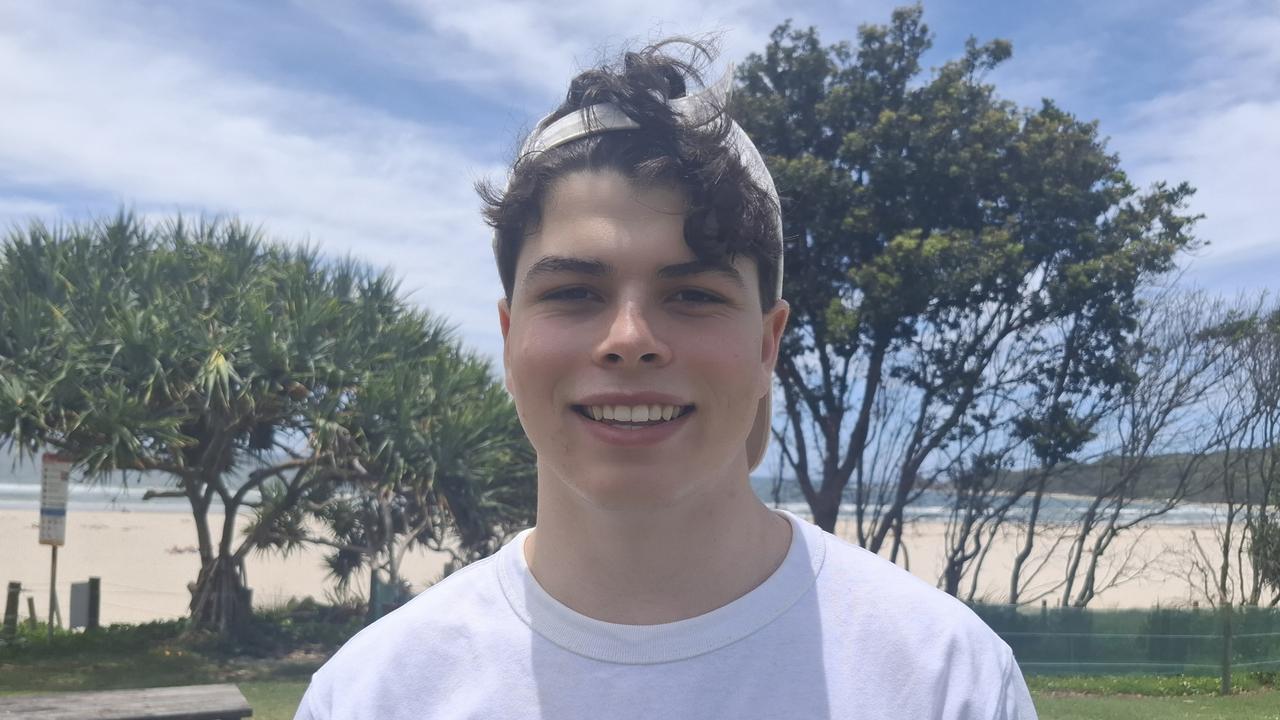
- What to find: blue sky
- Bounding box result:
[1,0,1276,364]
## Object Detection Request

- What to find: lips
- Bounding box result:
[573,403,695,424]
[570,402,695,446]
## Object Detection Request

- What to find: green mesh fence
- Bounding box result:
[971,604,1280,676]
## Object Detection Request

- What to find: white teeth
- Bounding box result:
[583,404,687,423]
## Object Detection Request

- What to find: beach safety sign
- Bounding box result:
[40,453,71,546]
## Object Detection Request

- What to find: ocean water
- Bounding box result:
[0,449,264,512]
[0,470,1225,525]
[0,479,248,512]
[751,477,1225,526]
[0,460,260,512]
[766,497,1225,527]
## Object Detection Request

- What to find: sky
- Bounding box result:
[1,0,1277,365]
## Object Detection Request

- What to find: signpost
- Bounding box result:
[40,452,71,640]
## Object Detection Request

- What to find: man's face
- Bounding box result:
[498,170,788,512]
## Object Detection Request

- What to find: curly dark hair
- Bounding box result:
[477,38,781,311]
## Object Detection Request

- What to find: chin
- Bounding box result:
[568,465,701,512]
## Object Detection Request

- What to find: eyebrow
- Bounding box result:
[522,255,745,290]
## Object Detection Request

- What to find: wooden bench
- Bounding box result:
[0,683,252,720]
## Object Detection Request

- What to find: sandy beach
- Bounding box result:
[0,507,1243,626]
[832,518,1233,610]
[1,509,453,626]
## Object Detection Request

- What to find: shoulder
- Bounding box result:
[302,553,508,708]
[804,524,1035,714]
[810,521,1016,660]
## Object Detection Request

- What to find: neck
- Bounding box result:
[524,463,792,625]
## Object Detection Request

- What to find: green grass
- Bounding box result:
[1025,673,1280,719]
[1034,692,1280,719]
[239,681,310,720]
[1028,672,1278,696]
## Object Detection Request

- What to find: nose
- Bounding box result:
[595,299,670,367]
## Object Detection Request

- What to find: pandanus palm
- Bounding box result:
[0,212,532,635]
[246,342,536,614]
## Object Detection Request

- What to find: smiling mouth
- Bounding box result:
[572,404,696,428]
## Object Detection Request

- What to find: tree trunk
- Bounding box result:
[943,553,964,597]
[188,554,252,633]
[943,510,977,596]
[1009,479,1048,605]
[186,485,252,634]
[1060,498,1101,607]
[811,489,840,533]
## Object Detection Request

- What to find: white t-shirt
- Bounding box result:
[296,509,1038,719]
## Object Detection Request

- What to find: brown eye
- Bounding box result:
[672,289,724,304]
[544,286,598,302]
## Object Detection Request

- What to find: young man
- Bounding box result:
[296,41,1038,719]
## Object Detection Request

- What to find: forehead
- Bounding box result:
[527,171,689,260]
[513,170,761,303]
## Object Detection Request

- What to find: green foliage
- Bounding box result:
[0,211,435,482]
[0,211,534,631]
[0,600,360,666]
[0,605,356,702]
[732,5,1200,542]
[0,618,187,658]
[738,8,1192,353]
[218,598,364,658]
[246,339,536,595]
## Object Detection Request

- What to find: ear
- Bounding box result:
[760,298,789,377]
[498,297,512,341]
[498,297,514,393]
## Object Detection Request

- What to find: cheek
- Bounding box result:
[506,321,583,396]
[682,322,760,385]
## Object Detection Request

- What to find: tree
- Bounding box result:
[1210,301,1280,605]
[0,213,532,634]
[733,6,1199,553]
[248,346,535,614]
[1057,291,1237,607]
[934,318,1118,603]
[1255,512,1280,601]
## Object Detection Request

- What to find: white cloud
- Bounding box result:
[0,0,902,362]
[299,0,890,104]
[396,0,787,94]
[1112,0,1280,282]
[6,0,1269,373]
[0,198,60,224]
[932,0,1277,294]
[0,1,508,357]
